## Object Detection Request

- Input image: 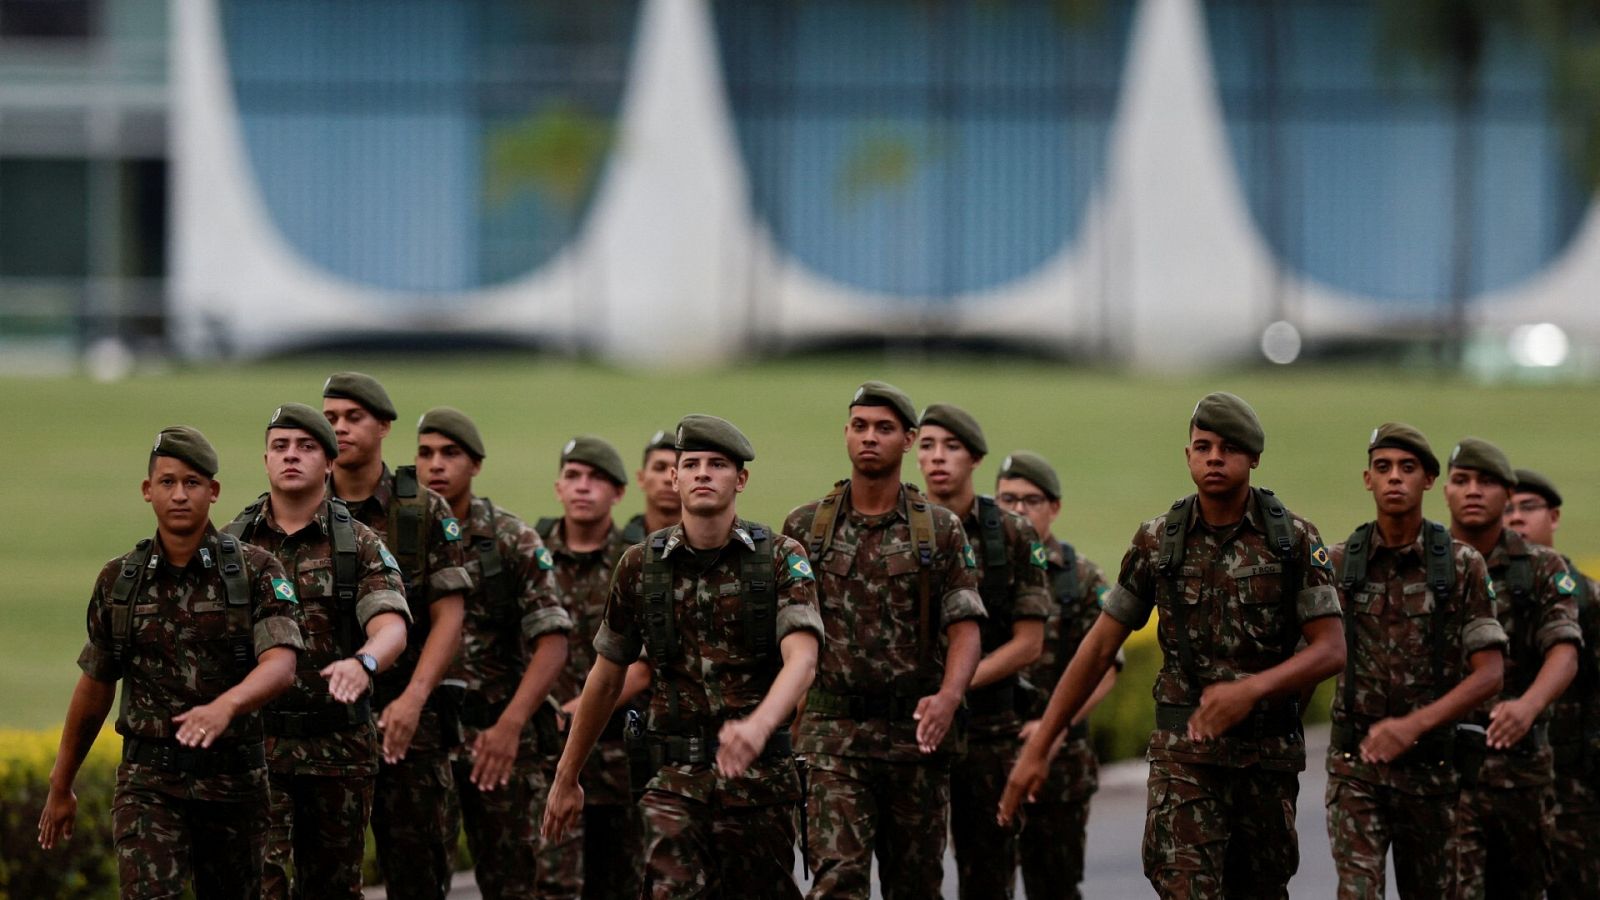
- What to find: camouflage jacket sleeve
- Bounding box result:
[351,519,411,629]
[507,516,574,642]
[424,488,473,599]
[780,503,816,550]
[594,544,646,666]
[933,506,986,625]
[76,558,124,682]
[1102,519,1158,630]
[1531,545,1584,653]
[1457,544,1507,656]
[1293,516,1342,624]
[246,543,305,657]
[772,535,824,645]
[1005,511,1052,621]
[1077,556,1124,670]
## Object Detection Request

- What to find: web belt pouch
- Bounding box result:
[124,736,266,776]
[429,681,466,748]
[1454,724,1487,786]
[623,709,656,801]
[531,698,565,754]
[965,682,1016,718]
[1490,721,1549,758]
[458,691,509,730]
[264,696,373,739]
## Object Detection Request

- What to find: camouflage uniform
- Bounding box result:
[78,527,305,899]
[782,482,986,900]
[541,518,645,900]
[446,497,574,900]
[1321,526,1504,900]
[1455,530,1584,900]
[228,495,411,900]
[1017,537,1113,900]
[949,501,1051,900]
[1546,566,1600,900]
[593,519,824,899]
[1099,490,1341,900]
[335,465,473,900]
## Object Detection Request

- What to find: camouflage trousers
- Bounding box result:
[1142,759,1299,900]
[1547,771,1600,899]
[1323,773,1455,899]
[950,736,1020,899]
[639,789,800,899]
[580,802,646,900]
[804,754,949,900]
[1454,781,1554,900]
[450,753,565,900]
[262,770,375,900]
[112,765,269,900]
[372,749,459,900]
[1018,797,1090,900]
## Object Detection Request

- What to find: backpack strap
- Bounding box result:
[535,517,559,540]
[974,495,1013,654]
[1157,495,1198,684]
[214,534,256,679]
[223,493,269,541]
[109,538,157,667]
[1337,522,1374,720]
[1253,487,1303,659]
[473,498,513,623]
[1424,520,1456,690]
[1053,540,1080,677]
[329,497,362,655]
[641,529,680,730]
[741,524,777,659]
[619,514,647,546]
[904,484,937,667]
[807,480,850,560]
[388,465,429,588]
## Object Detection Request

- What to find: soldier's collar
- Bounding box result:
[153,524,223,571]
[657,520,755,559]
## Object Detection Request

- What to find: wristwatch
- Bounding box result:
[355,653,378,676]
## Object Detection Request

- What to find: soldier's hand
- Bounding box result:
[469,719,521,791]
[912,690,960,754]
[541,777,585,842]
[997,744,1048,826]
[1018,719,1041,743]
[378,694,423,763]
[1189,679,1257,741]
[1487,698,1535,749]
[320,658,371,705]
[37,785,77,849]
[173,703,232,748]
[1359,715,1420,764]
[715,716,772,778]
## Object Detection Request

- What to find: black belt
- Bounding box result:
[649,728,793,766]
[806,688,920,721]
[965,683,1016,717]
[1155,701,1302,739]
[124,736,266,775]
[264,696,371,739]
[1330,719,1456,765]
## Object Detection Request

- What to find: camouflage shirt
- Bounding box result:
[595,518,823,806]
[1326,526,1506,795]
[1474,528,1583,789]
[783,482,986,762]
[229,494,411,776]
[1101,490,1341,770]
[335,465,472,702]
[1549,564,1600,778]
[962,500,1052,737]
[78,525,306,745]
[542,517,634,805]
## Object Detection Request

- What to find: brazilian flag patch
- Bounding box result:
[786,553,814,581]
[441,518,462,542]
[535,547,555,571]
[378,545,401,573]
[1310,544,1332,569]
[1485,575,1498,601]
[271,578,298,605]
[1556,571,1579,596]
[1095,584,1110,608]
[962,544,978,569]
[1029,542,1048,570]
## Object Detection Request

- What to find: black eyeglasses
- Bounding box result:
[997,493,1050,509]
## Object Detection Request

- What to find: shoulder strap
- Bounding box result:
[643,530,677,665]
[215,534,255,678]
[904,484,937,666]
[741,524,778,659]
[223,493,269,541]
[619,514,647,545]
[807,480,850,560]
[109,539,156,665]
[1157,496,1198,685]
[1424,520,1455,690]
[974,495,1013,651]
[1253,487,1303,660]
[1506,544,1535,602]
[474,498,513,621]
[1053,540,1080,671]
[535,517,559,540]
[388,465,428,584]
[1337,522,1372,719]
[328,497,361,654]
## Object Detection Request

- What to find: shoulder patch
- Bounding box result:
[786,553,814,581]
[1556,571,1579,596]
[378,544,401,573]
[535,547,555,571]
[1485,575,1497,601]
[1094,584,1110,607]
[1310,543,1332,569]
[441,518,462,542]
[271,577,298,605]
[962,544,978,569]
[1029,541,1048,570]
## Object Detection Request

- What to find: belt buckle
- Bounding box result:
[687,736,707,764]
[152,744,176,770]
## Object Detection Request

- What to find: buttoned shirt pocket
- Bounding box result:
[1234,563,1291,650]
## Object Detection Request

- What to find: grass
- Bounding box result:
[4,353,1598,734]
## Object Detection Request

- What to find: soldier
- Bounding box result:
[414,408,574,900]
[1000,391,1347,899]
[1499,468,1598,899]
[915,405,1049,900]
[543,415,823,898]
[1443,439,1581,900]
[784,381,986,900]
[994,451,1120,900]
[622,429,681,544]
[540,436,650,900]
[1322,424,1506,899]
[321,372,473,900]
[225,404,413,900]
[38,426,305,898]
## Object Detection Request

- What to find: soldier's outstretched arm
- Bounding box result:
[1189,615,1344,742]
[379,591,464,762]
[543,654,629,841]
[1362,648,1502,763]
[999,611,1130,825]
[322,610,408,705]
[970,618,1045,690]
[38,674,116,849]
[173,645,298,748]
[471,631,568,791]
[915,618,981,754]
[717,631,819,778]
[1488,642,1577,749]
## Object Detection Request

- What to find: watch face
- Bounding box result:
[358,654,377,674]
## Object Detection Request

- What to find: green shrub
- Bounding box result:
[0,729,121,900]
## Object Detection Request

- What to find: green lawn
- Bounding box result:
[5,354,1598,730]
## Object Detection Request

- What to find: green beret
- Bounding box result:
[996,450,1060,501]
[1190,391,1264,456]
[675,414,754,463]
[268,402,339,460]
[644,429,677,454]
[1447,437,1515,486]
[322,372,397,421]
[151,425,219,478]
[1512,468,1562,508]
[918,403,988,457]
[850,380,917,430]
[1366,422,1437,476]
[561,435,627,486]
[418,407,486,460]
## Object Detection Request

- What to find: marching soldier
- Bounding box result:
[543,415,823,898]
[1001,392,1346,899]
[321,373,472,900]
[622,429,681,545]
[39,427,305,898]
[915,405,1049,899]
[226,404,412,900]
[784,381,986,899]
